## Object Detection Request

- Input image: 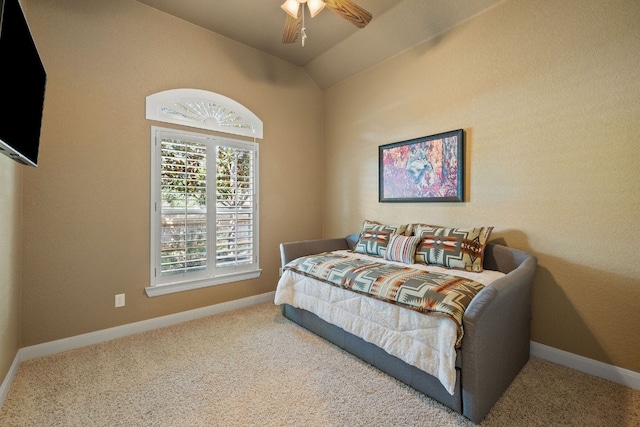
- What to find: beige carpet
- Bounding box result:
[1,302,639,426]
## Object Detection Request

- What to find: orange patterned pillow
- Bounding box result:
[353,220,399,258]
[414,226,493,272]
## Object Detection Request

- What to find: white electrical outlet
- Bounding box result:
[115,293,125,308]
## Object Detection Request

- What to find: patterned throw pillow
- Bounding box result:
[414,226,493,272]
[353,220,398,258]
[383,234,421,264]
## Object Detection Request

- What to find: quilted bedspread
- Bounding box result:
[275,250,505,395]
[283,251,486,347]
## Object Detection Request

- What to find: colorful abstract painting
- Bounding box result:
[379,129,464,202]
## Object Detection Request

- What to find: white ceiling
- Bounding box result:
[135,0,505,89]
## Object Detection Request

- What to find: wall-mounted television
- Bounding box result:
[0,0,47,167]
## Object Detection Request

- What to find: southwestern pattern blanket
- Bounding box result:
[284,251,486,347]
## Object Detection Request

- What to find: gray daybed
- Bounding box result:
[277,233,537,424]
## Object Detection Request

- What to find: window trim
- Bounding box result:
[146,126,261,297]
[145,270,261,297]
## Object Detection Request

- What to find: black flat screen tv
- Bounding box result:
[0,0,47,167]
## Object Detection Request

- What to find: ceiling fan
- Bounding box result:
[281,0,372,46]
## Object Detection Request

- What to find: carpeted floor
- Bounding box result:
[1,302,639,426]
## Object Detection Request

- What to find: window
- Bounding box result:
[146,126,260,296]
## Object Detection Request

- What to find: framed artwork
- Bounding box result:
[379,129,464,202]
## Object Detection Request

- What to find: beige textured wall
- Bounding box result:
[8,0,639,382]
[323,0,640,372]
[0,157,22,384]
[20,0,323,346]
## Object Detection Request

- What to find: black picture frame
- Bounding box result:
[379,129,464,202]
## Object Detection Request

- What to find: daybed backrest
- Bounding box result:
[280,235,534,276]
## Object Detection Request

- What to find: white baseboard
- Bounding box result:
[530,341,640,391]
[0,292,275,408]
[0,352,21,409]
[19,291,276,361]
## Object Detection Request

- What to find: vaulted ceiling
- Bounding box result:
[135,0,505,89]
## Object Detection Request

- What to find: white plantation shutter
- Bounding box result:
[214,145,255,268]
[159,136,208,279]
[148,127,260,296]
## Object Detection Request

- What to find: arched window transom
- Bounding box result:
[146,89,263,139]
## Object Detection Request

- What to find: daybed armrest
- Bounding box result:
[460,244,537,423]
[280,237,350,267]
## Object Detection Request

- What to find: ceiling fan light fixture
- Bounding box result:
[281,0,300,19]
[307,0,326,18]
[281,0,372,46]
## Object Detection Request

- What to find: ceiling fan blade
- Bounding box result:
[282,10,301,43]
[325,0,372,29]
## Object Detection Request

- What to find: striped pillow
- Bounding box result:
[383,234,421,264]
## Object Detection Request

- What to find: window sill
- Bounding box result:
[145,269,262,297]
